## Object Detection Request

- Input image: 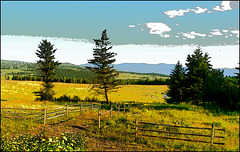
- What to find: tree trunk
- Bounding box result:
[104,88,109,104]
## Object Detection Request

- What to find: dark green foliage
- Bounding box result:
[1,132,85,151]
[166,61,186,103]
[33,40,60,101]
[53,95,100,103]
[87,29,119,104]
[201,69,225,105]
[185,46,212,105]
[167,46,239,111]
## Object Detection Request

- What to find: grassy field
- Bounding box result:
[1,80,239,151]
[1,80,168,107]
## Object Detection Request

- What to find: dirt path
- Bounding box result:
[35,111,151,151]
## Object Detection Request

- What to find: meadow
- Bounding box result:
[1,80,239,151]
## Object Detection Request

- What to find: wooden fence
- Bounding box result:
[112,102,131,114]
[1,107,43,119]
[133,119,225,146]
[98,106,113,129]
[1,102,101,125]
[98,102,133,129]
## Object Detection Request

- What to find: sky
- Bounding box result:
[1,1,239,68]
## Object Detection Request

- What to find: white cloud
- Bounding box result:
[191,6,208,14]
[162,34,170,38]
[222,30,229,33]
[190,31,206,37]
[230,30,239,38]
[164,1,239,18]
[176,24,179,26]
[208,35,213,37]
[212,1,239,13]
[145,22,171,37]
[129,25,136,28]
[180,31,206,39]
[213,1,232,11]
[164,6,208,18]
[210,29,223,35]
[182,33,195,39]
[164,9,191,18]
[175,36,179,38]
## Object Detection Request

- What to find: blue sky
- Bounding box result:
[1,1,239,68]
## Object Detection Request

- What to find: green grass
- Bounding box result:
[1,80,239,151]
[1,103,239,151]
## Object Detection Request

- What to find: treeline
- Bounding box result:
[166,46,239,111]
[118,78,169,85]
[9,75,92,84]
[8,74,169,85]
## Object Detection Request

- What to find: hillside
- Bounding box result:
[1,59,237,80]
[82,63,238,77]
[1,60,168,81]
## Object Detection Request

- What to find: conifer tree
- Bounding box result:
[87,29,119,104]
[166,61,186,103]
[33,39,60,101]
[185,46,212,105]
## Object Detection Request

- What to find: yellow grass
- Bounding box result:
[1,80,168,108]
[1,80,239,151]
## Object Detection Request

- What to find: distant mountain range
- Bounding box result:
[1,59,238,77]
[80,63,238,77]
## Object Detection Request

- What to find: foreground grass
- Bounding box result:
[1,103,239,151]
[1,80,239,151]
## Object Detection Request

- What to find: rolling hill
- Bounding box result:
[1,59,238,78]
[81,63,238,77]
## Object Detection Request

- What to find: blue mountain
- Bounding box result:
[80,63,238,77]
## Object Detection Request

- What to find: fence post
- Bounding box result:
[91,103,93,110]
[118,103,120,115]
[99,102,101,111]
[98,110,101,129]
[66,105,68,117]
[128,104,130,113]
[124,104,125,114]
[43,109,47,125]
[211,124,215,147]
[110,105,112,117]
[135,118,138,142]
[80,103,82,114]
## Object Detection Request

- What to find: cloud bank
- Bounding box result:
[164,1,239,18]
[1,35,238,69]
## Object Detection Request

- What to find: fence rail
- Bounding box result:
[98,106,113,129]
[1,102,101,125]
[134,119,225,146]
[137,121,225,131]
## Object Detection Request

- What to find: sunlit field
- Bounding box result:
[1,80,168,108]
[1,80,239,151]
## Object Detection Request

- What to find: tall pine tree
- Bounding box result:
[87,29,119,104]
[166,61,186,103]
[33,39,60,101]
[185,46,212,105]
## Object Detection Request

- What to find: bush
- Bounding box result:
[1,132,85,151]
